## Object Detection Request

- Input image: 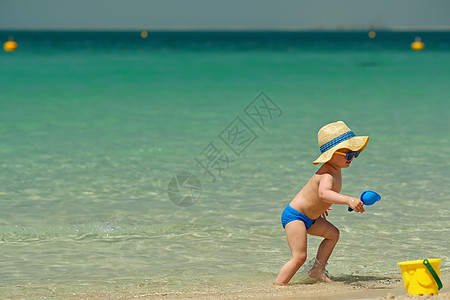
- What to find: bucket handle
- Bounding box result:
[423,259,443,290]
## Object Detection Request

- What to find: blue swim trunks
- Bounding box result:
[281,205,316,229]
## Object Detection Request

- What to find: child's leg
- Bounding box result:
[274,221,308,285]
[306,217,340,282]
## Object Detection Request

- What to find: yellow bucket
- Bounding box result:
[397,259,443,296]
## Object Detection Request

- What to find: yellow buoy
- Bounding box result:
[368,31,376,39]
[411,36,424,51]
[141,31,148,39]
[3,39,18,52]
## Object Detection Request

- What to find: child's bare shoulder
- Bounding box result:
[308,171,332,189]
[314,167,340,185]
[315,167,335,178]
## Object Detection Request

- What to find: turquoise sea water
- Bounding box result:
[0,31,449,297]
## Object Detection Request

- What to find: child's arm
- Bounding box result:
[318,174,365,213]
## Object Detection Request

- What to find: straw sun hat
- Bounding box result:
[312,121,369,165]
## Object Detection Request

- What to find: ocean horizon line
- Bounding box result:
[1,26,450,33]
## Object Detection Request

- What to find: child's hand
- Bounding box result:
[321,207,332,220]
[348,197,365,213]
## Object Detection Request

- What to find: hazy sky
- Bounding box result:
[1,0,450,30]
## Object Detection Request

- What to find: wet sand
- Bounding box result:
[11,278,448,300]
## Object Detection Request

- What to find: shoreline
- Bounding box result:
[10,278,448,300]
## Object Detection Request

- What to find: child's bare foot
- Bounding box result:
[307,268,333,282]
[272,281,287,287]
[308,259,333,282]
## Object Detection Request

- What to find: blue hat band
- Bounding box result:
[320,131,355,153]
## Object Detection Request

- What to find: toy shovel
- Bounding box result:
[348,190,381,212]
